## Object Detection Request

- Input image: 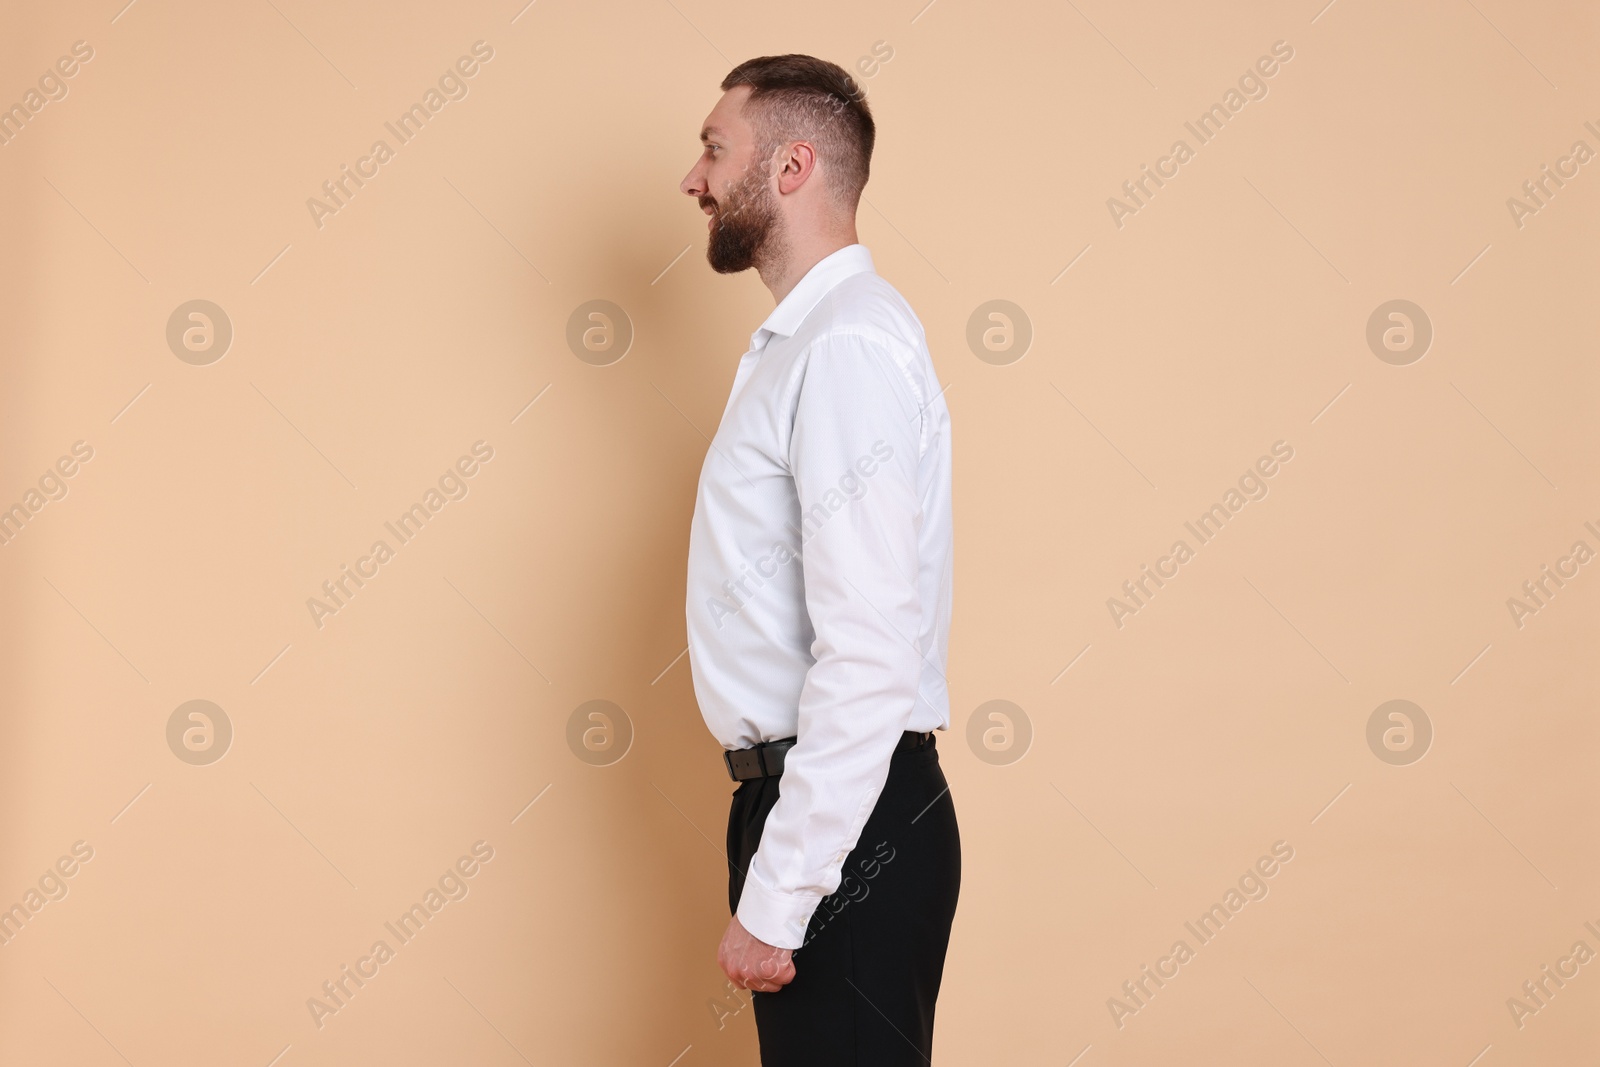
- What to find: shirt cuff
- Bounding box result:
[736,871,822,951]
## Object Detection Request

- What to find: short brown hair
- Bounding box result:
[721,54,875,211]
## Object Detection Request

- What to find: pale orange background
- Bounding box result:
[0,0,1595,1064]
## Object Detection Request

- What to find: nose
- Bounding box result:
[681,157,706,199]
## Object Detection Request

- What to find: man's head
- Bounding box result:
[680,54,875,274]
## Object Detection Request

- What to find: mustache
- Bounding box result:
[701,195,753,224]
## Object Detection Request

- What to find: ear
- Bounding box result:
[775,141,818,195]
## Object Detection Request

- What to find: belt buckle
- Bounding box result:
[759,741,785,776]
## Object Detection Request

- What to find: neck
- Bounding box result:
[757,221,859,305]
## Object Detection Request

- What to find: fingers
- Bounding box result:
[722,951,796,992]
[763,956,796,986]
[754,956,796,989]
[743,966,793,990]
[733,969,792,993]
[716,918,796,992]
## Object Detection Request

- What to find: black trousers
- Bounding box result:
[725,731,961,1066]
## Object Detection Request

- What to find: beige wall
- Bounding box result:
[0,0,1595,1063]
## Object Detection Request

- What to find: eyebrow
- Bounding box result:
[700,125,727,142]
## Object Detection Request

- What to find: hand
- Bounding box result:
[718,914,795,992]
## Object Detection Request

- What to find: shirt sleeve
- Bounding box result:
[735,330,928,950]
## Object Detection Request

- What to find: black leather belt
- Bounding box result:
[724,729,934,782]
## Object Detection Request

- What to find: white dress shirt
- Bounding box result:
[685,243,953,950]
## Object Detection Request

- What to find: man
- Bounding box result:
[680,54,959,1065]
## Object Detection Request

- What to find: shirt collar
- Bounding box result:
[749,244,876,351]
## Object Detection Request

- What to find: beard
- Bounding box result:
[704,165,782,274]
